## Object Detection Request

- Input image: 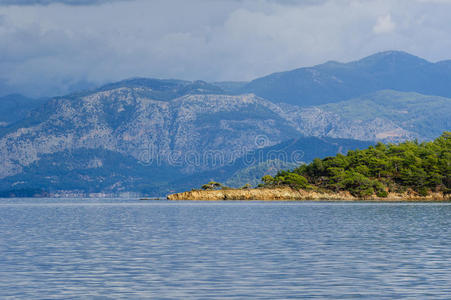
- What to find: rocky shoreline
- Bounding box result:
[167,187,450,201]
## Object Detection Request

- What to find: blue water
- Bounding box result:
[0,199,450,299]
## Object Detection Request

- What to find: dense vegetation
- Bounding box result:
[261,132,451,197]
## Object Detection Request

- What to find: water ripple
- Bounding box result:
[0,199,450,299]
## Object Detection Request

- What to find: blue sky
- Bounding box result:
[1,0,451,97]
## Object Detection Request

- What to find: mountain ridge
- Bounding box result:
[0,87,449,196]
[240,50,451,106]
[1,50,450,196]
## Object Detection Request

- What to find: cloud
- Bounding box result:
[1,0,451,97]
[373,14,396,34]
[416,0,451,3]
[0,0,129,5]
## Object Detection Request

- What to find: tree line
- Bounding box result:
[261,132,450,197]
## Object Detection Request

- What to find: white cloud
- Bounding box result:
[373,14,396,34]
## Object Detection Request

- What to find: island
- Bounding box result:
[167,132,450,201]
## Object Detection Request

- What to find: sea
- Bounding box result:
[0,198,450,299]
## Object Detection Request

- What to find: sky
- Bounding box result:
[1,0,451,97]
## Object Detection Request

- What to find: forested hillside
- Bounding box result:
[262,132,451,197]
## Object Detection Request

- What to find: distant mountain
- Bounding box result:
[0,87,375,196]
[277,90,451,142]
[211,81,247,93]
[241,51,451,106]
[0,94,48,127]
[0,89,293,195]
[94,78,226,101]
[319,90,451,141]
[0,136,372,197]
[1,87,449,196]
[1,50,450,196]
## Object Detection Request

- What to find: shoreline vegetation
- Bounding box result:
[167,132,450,201]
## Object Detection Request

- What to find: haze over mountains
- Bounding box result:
[241,51,451,106]
[0,51,450,196]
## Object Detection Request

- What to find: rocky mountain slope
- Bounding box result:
[319,90,451,141]
[1,51,450,196]
[0,87,374,196]
[281,90,451,142]
[0,90,295,179]
[0,88,446,196]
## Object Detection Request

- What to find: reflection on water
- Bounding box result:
[0,199,450,299]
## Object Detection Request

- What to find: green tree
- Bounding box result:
[261,175,275,186]
[258,132,450,198]
[201,181,223,190]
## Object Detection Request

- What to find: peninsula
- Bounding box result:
[167,132,451,201]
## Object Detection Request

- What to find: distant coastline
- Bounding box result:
[167,187,450,201]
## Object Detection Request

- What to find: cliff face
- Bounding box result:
[167,188,451,201]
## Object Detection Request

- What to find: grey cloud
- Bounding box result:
[1,0,451,97]
[0,0,130,6]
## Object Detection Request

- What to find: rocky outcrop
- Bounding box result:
[167,188,451,201]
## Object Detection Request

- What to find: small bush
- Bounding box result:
[201,181,223,190]
[241,183,252,190]
[376,190,388,197]
[418,186,428,197]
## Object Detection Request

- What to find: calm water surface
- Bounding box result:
[0,198,450,299]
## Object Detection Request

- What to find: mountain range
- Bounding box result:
[0,50,450,197]
[241,50,451,106]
